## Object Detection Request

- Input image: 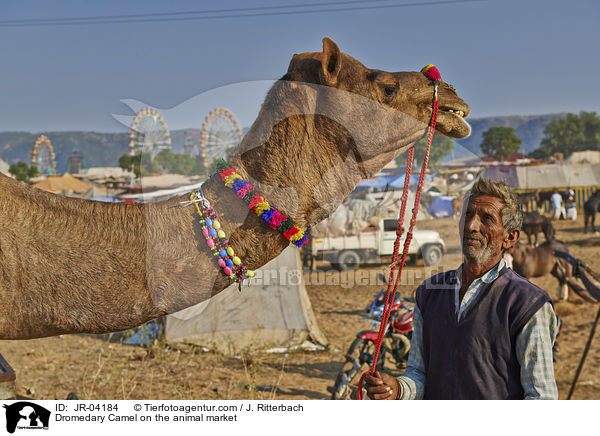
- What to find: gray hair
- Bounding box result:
[468,177,523,231]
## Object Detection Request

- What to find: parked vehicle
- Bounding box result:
[312,218,446,270]
[329,282,414,400]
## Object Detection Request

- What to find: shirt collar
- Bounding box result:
[456,257,506,287]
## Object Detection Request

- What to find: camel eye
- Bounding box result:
[384,86,397,97]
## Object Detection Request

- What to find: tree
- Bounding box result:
[139,153,160,176]
[154,150,198,175]
[533,111,600,158]
[118,154,141,178]
[189,155,208,177]
[9,161,40,182]
[412,135,455,166]
[172,153,195,175]
[480,126,522,160]
[154,149,177,173]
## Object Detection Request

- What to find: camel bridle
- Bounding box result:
[356,65,441,400]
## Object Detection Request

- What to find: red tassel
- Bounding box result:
[421,64,441,81]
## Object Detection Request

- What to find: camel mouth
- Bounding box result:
[436,105,471,139]
[440,107,467,118]
[439,105,470,118]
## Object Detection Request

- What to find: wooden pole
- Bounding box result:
[568,305,600,400]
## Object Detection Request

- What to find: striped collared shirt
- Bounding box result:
[398,260,559,399]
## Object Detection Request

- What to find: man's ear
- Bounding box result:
[321,37,342,85]
[503,228,520,251]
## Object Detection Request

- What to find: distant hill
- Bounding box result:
[0,114,565,172]
[453,113,567,158]
[0,129,249,174]
[0,131,130,174]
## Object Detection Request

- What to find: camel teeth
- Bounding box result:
[446,109,464,117]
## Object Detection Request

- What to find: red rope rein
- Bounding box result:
[356,84,439,400]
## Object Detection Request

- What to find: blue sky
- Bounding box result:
[1,0,598,132]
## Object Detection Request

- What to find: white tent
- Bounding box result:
[165,247,328,354]
[565,151,600,165]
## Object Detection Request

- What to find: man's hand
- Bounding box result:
[364,371,401,400]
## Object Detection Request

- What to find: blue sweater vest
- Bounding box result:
[416,267,551,400]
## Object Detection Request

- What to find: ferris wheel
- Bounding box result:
[199,108,243,167]
[128,107,172,158]
[30,135,56,175]
[182,130,199,156]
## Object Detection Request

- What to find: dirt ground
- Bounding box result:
[2,213,600,400]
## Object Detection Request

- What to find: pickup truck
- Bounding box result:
[311,218,446,270]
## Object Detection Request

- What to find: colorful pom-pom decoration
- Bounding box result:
[421,64,441,81]
[215,159,309,248]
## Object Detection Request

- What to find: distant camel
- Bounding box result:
[512,240,595,302]
[522,211,554,246]
[516,191,540,212]
[0,38,471,340]
[584,190,600,233]
[451,194,464,219]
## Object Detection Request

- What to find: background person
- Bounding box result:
[566,192,577,221]
[551,190,565,220]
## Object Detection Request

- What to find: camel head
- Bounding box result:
[283,38,471,144]
[230,37,471,227]
[281,38,471,161]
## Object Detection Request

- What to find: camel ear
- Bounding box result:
[321,37,342,85]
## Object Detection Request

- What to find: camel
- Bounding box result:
[522,211,554,246]
[451,194,464,219]
[512,240,595,302]
[584,190,600,233]
[0,38,471,340]
[516,191,540,212]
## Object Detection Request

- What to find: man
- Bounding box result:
[365,177,559,400]
[565,191,577,221]
[551,190,565,220]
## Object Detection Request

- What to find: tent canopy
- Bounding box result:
[427,195,455,218]
[356,173,425,190]
[165,247,327,354]
[483,164,600,190]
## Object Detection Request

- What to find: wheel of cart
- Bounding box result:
[421,244,443,266]
[332,250,361,271]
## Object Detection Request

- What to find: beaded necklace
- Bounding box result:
[189,191,254,283]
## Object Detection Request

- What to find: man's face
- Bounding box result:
[460,195,506,266]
